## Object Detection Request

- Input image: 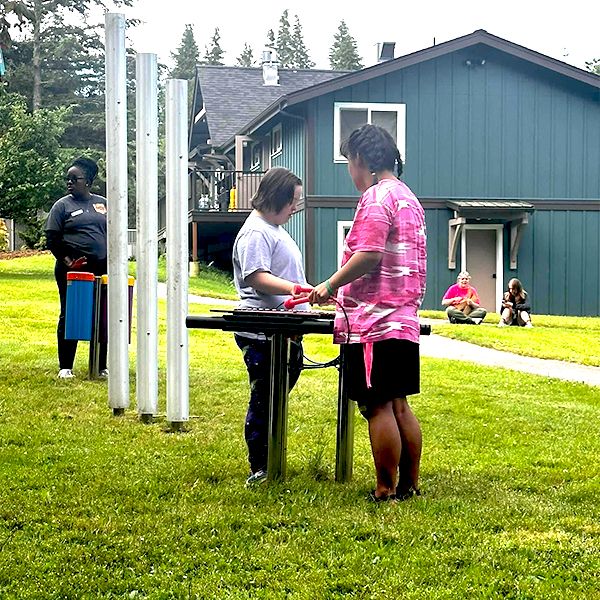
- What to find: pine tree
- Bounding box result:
[203,27,224,66]
[265,29,276,50]
[237,43,255,67]
[170,24,199,79]
[329,20,363,71]
[276,9,293,68]
[291,15,314,69]
[586,58,600,75]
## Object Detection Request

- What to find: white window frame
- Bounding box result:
[250,142,262,171]
[333,102,406,163]
[271,124,282,158]
[337,220,354,268]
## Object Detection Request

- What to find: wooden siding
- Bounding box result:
[284,210,305,265]
[308,47,600,201]
[271,118,305,182]
[312,204,600,315]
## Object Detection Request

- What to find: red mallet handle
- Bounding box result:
[283,296,311,309]
[292,284,313,294]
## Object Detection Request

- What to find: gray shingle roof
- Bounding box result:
[197,66,347,148]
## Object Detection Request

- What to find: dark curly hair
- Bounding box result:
[252,167,302,213]
[340,124,403,177]
[70,157,99,186]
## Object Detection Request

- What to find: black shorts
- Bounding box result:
[343,339,420,413]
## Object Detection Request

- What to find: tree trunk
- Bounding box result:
[32,0,42,111]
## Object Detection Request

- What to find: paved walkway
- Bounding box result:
[161,285,600,388]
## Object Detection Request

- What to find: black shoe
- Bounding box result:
[395,486,422,501]
[368,490,396,503]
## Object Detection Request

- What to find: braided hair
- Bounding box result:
[340,124,403,177]
[70,157,99,186]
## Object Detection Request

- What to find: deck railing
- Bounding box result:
[190,169,265,212]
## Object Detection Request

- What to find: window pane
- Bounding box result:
[340,109,368,143]
[372,111,397,143]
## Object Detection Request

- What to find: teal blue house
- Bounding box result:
[187,30,600,316]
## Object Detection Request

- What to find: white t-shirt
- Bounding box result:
[233,210,309,338]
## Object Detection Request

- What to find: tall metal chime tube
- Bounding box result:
[165,79,189,429]
[105,13,129,414]
[135,53,159,422]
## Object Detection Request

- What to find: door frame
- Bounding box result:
[460,224,503,313]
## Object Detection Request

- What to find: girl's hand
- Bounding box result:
[309,281,335,305]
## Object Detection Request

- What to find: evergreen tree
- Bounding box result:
[291,15,314,69]
[586,58,600,75]
[265,28,276,50]
[329,20,363,71]
[237,43,255,67]
[170,24,199,80]
[203,27,224,66]
[276,9,293,68]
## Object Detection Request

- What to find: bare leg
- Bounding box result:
[367,402,401,498]
[393,397,422,494]
[519,311,531,325]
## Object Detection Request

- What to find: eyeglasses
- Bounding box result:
[64,176,86,183]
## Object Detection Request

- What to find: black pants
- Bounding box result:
[55,258,107,370]
[235,335,303,473]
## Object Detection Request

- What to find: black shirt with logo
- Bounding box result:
[45,194,107,261]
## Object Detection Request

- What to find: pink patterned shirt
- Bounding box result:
[334,178,427,345]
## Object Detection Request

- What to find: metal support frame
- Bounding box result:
[448,216,466,269]
[335,346,353,483]
[510,213,529,269]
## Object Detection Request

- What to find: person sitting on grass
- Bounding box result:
[441,271,487,325]
[498,278,532,328]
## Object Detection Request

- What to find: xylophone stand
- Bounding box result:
[335,346,353,483]
[267,333,291,481]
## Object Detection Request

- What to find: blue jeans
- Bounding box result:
[235,335,303,473]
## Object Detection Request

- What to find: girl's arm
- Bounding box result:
[309,251,382,304]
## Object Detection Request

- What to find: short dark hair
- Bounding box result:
[70,157,99,185]
[340,124,403,176]
[252,167,302,213]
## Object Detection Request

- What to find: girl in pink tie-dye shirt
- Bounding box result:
[310,124,427,502]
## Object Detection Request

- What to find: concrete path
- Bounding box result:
[159,284,599,388]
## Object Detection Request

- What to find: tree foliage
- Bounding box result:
[586,58,600,75]
[170,24,199,80]
[275,9,293,68]
[291,15,314,69]
[329,20,363,71]
[0,91,70,227]
[237,43,254,67]
[203,27,224,66]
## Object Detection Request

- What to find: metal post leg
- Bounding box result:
[88,276,102,379]
[267,333,290,481]
[335,345,354,482]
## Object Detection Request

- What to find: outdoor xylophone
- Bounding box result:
[186,306,431,483]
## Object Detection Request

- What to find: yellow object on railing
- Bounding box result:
[229,187,237,211]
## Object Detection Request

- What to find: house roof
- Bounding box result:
[194,29,600,152]
[230,30,600,143]
[197,66,348,148]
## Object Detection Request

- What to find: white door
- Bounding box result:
[462,226,503,313]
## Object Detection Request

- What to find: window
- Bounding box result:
[337,221,354,267]
[333,102,406,162]
[271,124,282,157]
[250,142,262,170]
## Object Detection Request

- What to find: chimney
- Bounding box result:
[262,49,279,86]
[377,42,396,63]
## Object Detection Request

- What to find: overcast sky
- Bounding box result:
[109,0,599,73]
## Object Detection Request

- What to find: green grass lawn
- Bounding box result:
[420,310,600,367]
[1,256,599,598]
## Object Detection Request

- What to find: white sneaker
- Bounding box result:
[57,369,74,379]
[245,469,267,487]
[497,321,506,327]
[524,322,533,328]
[99,369,109,378]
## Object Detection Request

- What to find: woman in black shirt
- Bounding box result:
[45,157,108,378]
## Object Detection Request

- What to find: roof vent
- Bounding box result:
[262,49,279,86]
[377,42,395,63]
